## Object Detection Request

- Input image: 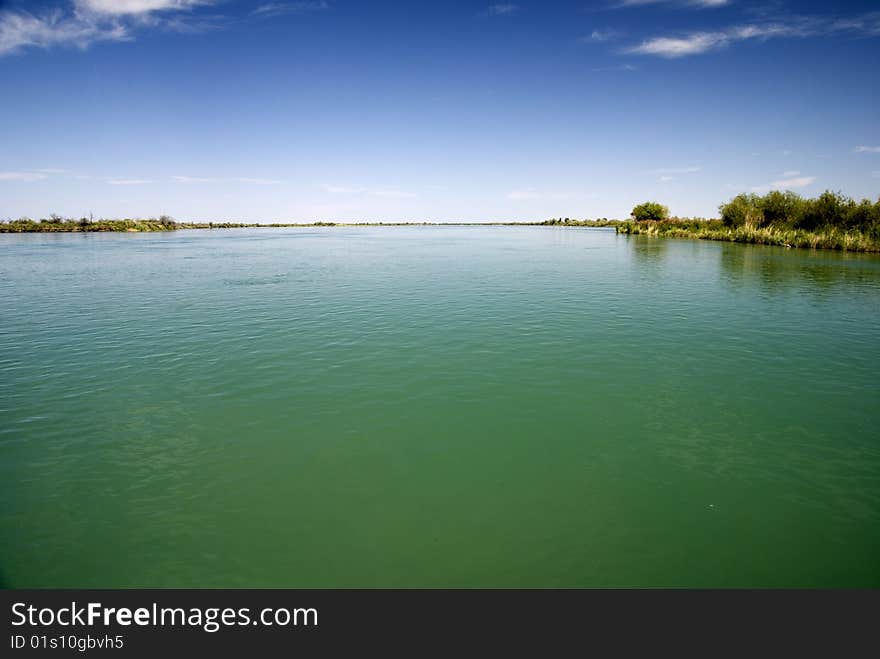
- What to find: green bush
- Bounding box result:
[631,202,669,221]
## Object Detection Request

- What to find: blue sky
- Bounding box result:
[0,0,878,222]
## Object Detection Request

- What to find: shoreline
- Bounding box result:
[3,217,878,253]
[615,219,880,253]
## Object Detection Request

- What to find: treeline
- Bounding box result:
[0,216,316,232]
[0,215,181,232]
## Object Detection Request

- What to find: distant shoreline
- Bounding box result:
[0,218,622,233]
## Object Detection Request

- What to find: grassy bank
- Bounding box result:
[616,192,880,253]
[615,219,880,252]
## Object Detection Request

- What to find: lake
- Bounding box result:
[1,226,878,587]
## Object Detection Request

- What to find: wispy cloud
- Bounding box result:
[172,175,215,183]
[0,1,216,56]
[251,2,329,18]
[506,188,539,200]
[591,63,637,72]
[238,177,283,185]
[0,171,48,182]
[322,185,362,194]
[854,145,880,153]
[172,175,282,184]
[371,189,417,199]
[107,178,152,185]
[647,166,701,175]
[647,167,700,182]
[487,4,520,16]
[586,29,620,42]
[626,12,880,58]
[321,184,416,198]
[751,175,816,193]
[626,24,795,57]
[75,1,212,16]
[0,9,128,56]
[612,0,729,9]
[782,170,800,177]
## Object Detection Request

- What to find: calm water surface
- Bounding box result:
[1,227,878,587]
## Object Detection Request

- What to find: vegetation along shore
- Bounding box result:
[617,191,880,252]
[3,191,878,252]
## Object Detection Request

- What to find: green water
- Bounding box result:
[1,227,878,588]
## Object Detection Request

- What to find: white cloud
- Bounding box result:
[751,175,816,193]
[172,175,215,183]
[854,145,880,153]
[75,1,211,16]
[487,4,520,16]
[626,24,795,57]
[107,178,152,185]
[628,33,720,57]
[659,175,674,182]
[1,1,216,56]
[0,9,129,55]
[625,13,880,58]
[773,175,815,189]
[782,170,800,177]
[0,171,48,182]
[507,188,540,200]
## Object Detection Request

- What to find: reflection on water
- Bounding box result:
[628,234,669,269]
[717,240,880,293]
[1,227,878,587]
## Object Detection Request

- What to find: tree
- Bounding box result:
[797,190,847,230]
[759,190,803,226]
[631,201,669,221]
[720,193,762,228]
